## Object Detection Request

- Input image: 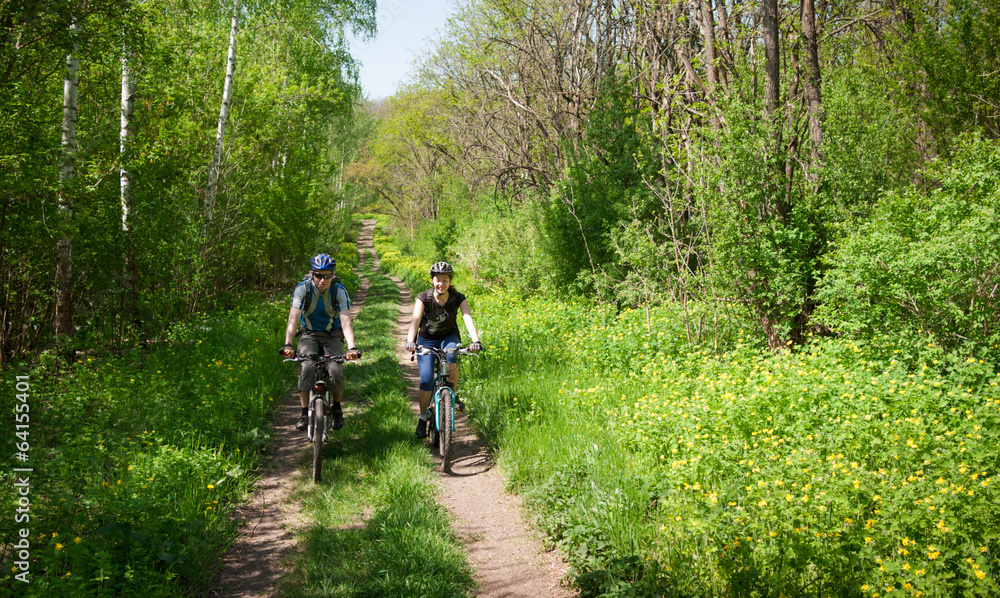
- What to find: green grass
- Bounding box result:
[277,270,474,598]
[0,225,474,597]
[0,296,290,596]
[461,292,1000,597]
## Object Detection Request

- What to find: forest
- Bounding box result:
[3,0,1000,595]
[346,0,1000,595]
[1,0,374,360]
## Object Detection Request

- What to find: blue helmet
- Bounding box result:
[310,253,335,271]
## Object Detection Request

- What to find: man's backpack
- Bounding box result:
[301,273,346,320]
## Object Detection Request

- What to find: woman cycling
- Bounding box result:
[404,261,482,438]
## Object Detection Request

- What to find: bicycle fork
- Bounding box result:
[432,385,455,433]
[307,382,329,443]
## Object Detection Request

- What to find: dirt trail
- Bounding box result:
[360,220,574,598]
[210,220,573,597]
[208,235,375,597]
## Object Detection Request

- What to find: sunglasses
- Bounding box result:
[312,272,335,280]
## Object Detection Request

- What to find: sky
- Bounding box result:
[348,0,458,100]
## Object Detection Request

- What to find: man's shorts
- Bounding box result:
[297,329,346,394]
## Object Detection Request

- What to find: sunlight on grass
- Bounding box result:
[462,291,1000,597]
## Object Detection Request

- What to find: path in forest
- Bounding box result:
[208,232,376,597]
[210,219,573,597]
[361,219,574,598]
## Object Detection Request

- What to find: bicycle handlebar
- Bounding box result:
[283,352,362,364]
[410,345,481,360]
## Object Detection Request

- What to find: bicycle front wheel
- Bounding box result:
[437,387,453,463]
[428,404,439,448]
[312,396,325,483]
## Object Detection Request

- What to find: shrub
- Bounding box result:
[814,136,1000,363]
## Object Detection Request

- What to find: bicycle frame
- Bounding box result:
[431,348,457,434]
[288,354,339,441]
[284,352,355,482]
[414,345,478,463]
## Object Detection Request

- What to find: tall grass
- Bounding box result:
[1,297,290,596]
[462,292,1000,597]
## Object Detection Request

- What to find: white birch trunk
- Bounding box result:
[205,0,240,222]
[120,48,134,231]
[56,17,80,337]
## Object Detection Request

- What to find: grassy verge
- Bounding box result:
[277,269,475,598]
[1,297,290,596]
[462,292,1000,597]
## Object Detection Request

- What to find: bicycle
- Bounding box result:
[283,352,359,483]
[413,345,479,465]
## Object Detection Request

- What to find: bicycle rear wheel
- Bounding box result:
[312,395,325,483]
[437,387,453,463]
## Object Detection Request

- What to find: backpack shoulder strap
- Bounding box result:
[324,279,349,318]
[301,275,320,317]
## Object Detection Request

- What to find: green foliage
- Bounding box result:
[819,65,921,217]
[0,298,289,594]
[372,228,476,302]
[687,84,822,348]
[541,80,656,296]
[373,233,433,298]
[815,136,1000,362]
[348,88,464,234]
[400,217,461,264]
[460,288,1000,597]
[451,203,553,295]
[900,0,1000,143]
[333,241,361,298]
[1,0,374,361]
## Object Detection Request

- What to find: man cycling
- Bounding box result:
[281,253,360,432]
[404,261,482,438]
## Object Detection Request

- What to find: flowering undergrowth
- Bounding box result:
[1,298,289,596]
[334,240,361,297]
[372,229,472,298]
[462,292,1000,598]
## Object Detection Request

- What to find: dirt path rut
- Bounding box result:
[209,233,376,597]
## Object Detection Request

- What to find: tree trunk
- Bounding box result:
[121,45,141,322]
[715,0,732,85]
[120,48,134,231]
[698,0,719,90]
[801,0,824,173]
[762,0,781,118]
[55,17,79,338]
[206,0,240,222]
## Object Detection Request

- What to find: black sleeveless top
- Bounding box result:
[417,288,466,340]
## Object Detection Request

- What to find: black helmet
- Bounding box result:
[430,261,454,277]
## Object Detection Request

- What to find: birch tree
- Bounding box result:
[205,0,239,222]
[55,17,80,338]
[121,48,134,231]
